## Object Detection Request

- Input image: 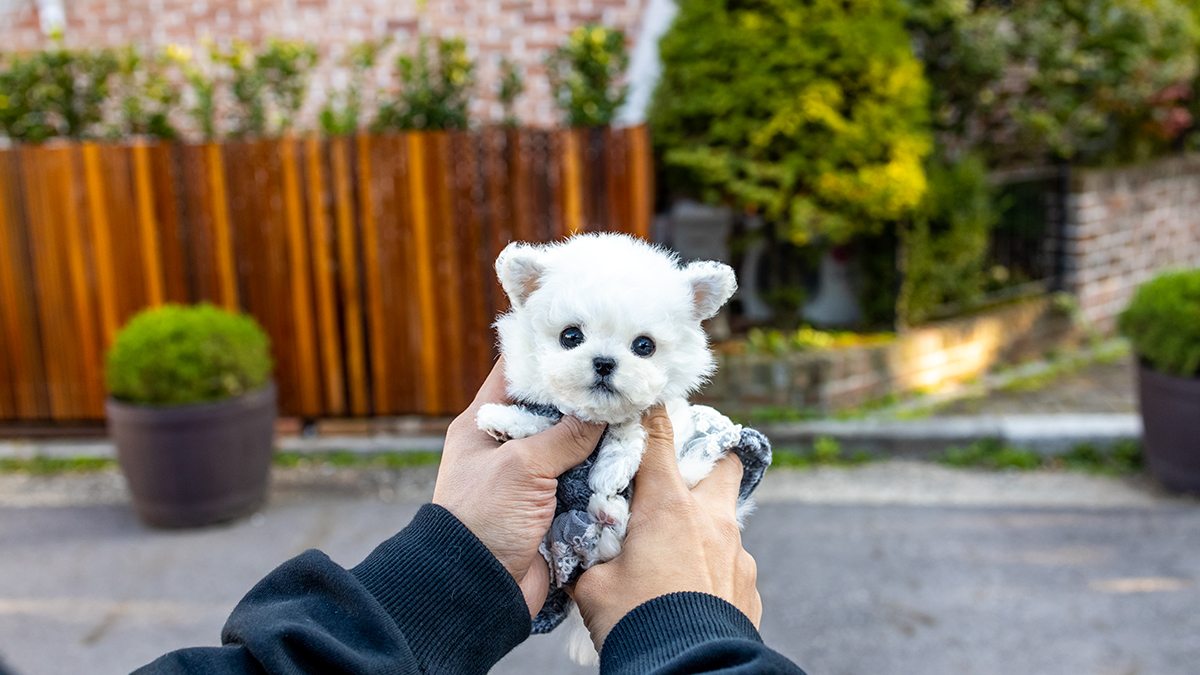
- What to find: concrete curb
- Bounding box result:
[0,414,1140,460]
[761,414,1142,455]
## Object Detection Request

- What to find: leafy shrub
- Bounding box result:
[497,57,524,126]
[375,38,475,131]
[1118,269,1200,378]
[256,39,319,132]
[319,39,390,136]
[547,24,628,127]
[212,39,317,137]
[106,304,273,406]
[1006,0,1199,165]
[166,43,218,140]
[108,45,179,140]
[0,41,118,142]
[650,0,932,245]
[898,154,999,325]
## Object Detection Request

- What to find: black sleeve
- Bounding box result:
[599,593,807,675]
[134,504,532,675]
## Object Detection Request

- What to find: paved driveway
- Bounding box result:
[0,465,1197,675]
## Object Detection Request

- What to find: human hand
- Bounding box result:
[569,405,761,651]
[433,358,606,616]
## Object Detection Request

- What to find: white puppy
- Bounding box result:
[477,233,737,565]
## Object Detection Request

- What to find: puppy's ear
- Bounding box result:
[496,242,546,309]
[683,261,737,321]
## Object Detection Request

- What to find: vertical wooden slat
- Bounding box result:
[149,144,189,303]
[628,125,653,240]
[0,149,49,419]
[305,137,346,416]
[357,133,389,414]
[332,138,369,416]
[179,144,219,303]
[372,135,420,413]
[206,142,239,310]
[82,143,121,347]
[281,135,322,416]
[561,129,584,235]
[63,147,104,415]
[509,128,535,242]
[23,148,79,417]
[429,133,466,411]
[407,133,442,414]
[132,141,165,307]
[451,132,492,396]
[605,127,631,235]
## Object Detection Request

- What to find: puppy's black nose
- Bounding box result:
[593,357,616,377]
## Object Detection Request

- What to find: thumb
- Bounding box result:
[518,414,606,477]
[632,405,685,507]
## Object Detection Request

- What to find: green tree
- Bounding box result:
[1006,0,1199,165]
[650,0,932,245]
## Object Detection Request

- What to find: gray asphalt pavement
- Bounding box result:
[1,465,1198,675]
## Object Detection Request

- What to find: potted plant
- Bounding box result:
[105,303,277,527]
[1118,269,1200,494]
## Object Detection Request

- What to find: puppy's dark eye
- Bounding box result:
[560,326,585,350]
[631,336,655,357]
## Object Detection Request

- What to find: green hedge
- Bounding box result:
[1119,270,1200,378]
[106,304,273,406]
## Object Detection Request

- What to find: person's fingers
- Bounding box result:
[517,414,606,477]
[445,358,509,449]
[690,452,743,520]
[631,405,687,509]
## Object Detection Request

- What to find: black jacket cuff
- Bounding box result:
[600,592,764,674]
[351,503,531,674]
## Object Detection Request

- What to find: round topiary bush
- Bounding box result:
[106,303,273,405]
[1118,269,1200,379]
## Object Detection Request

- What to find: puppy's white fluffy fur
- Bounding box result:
[476,233,737,665]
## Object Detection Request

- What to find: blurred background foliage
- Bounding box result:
[3,0,1200,332]
[651,0,1200,329]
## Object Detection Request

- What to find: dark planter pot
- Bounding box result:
[1137,365,1200,494]
[106,383,277,528]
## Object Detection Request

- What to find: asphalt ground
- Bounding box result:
[1,463,1197,675]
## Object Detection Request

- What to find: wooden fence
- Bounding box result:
[0,125,653,421]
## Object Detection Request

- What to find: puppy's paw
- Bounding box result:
[587,493,629,564]
[677,450,722,489]
[476,403,556,442]
[587,493,629,534]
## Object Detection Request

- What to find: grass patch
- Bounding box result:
[272,450,443,470]
[0,450,444,475]
[939,438,1143,475]
[769,436,873,470]
[0,456,118,475]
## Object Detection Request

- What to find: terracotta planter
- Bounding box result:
[1137,365,1200,494]
[106,383,277,528]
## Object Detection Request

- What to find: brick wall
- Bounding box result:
[699,296,1078,413]
[1063,154,1200,332]
[0,0,651,128]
